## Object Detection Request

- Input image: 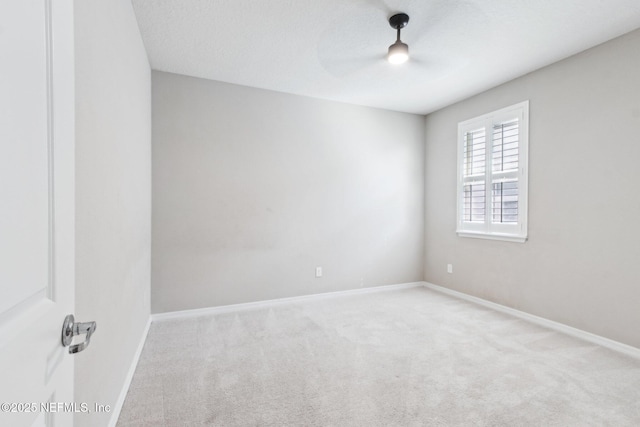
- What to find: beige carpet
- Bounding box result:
[117,287,640,426]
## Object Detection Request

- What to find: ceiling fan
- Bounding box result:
[316,9,440,78]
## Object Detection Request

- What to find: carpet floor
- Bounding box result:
[117,286,640,426]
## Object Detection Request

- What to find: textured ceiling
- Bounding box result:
[131,0,640,114]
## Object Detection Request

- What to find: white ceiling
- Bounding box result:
[131,0,640,115]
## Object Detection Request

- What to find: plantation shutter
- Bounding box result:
[491,119,519,224]
[462,128,486,224]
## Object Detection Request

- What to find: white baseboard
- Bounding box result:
[423,282,640,360]
[152,282,424,322]
[108,315,152,427]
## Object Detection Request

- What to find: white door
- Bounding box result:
[0,0,77,426]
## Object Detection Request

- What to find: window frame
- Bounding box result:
[456,101,529,243]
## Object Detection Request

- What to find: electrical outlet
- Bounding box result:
[315,267,322,278]
[447,264,453,274]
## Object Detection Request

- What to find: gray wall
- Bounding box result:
[152,71,425,313]
[424,29,640,348]
[74,0,151,425]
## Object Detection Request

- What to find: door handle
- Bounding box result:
[61,314,97,354]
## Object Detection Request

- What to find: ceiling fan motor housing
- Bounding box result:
[389,13,409,30]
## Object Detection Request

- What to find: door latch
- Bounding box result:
[61,314,97,354]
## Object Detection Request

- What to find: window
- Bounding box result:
[457,101,529,242]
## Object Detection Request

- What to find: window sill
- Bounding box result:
[456,231,527,243]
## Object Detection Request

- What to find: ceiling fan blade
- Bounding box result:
[320,54,385,78]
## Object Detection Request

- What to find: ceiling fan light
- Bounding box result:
[388,41,409,64]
